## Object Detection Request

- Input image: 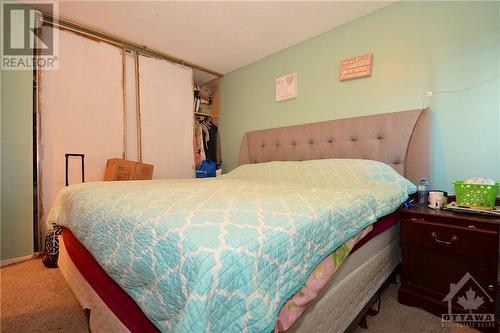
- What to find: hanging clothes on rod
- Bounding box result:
[194,115,220,170]
[204,121,218,163]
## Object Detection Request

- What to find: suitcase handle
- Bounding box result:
[65,153,85,186]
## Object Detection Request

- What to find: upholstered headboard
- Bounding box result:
[238,108,431,184]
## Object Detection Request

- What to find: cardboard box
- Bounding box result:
[133,162,154,180]
[104,158,154,181]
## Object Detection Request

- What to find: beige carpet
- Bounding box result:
[351,282,478,333]
[1,258,88,333]
[1,258,478,333]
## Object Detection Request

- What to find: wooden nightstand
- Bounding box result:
[398,204,500,332]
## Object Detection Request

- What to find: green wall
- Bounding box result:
[0,1,35,261]
[0,68,34,260]
[220,1,500,193]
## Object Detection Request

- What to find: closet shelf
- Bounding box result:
[195,112,212,118]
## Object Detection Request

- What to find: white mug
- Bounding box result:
[429,191,446,209]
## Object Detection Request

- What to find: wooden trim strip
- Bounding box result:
[34,27,42,252]
[134,52,142,162]
[121,45,128,159]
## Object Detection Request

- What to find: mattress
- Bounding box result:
[49,159,415,332]
[59,214,400,333]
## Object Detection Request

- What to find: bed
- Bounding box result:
[52,108,431,333]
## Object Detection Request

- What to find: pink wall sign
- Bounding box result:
[339,54,373,81]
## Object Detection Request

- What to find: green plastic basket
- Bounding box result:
[454,181,499,209]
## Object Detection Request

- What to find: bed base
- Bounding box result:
[58,235,399,333]
[58,236,130,333]
[345,266,398,333]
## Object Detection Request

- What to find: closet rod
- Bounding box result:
[40,12,224,78]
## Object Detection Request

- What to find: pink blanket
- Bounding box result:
[274,226,373,331]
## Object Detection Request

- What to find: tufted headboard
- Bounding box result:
[238,108,431,184]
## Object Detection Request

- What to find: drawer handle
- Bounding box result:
[431,232,459,245]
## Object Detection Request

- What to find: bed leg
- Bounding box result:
[367,298,381,316]
[358,316,368,329]
[358,297,380,330]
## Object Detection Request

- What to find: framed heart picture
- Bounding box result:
[275,73,297,102]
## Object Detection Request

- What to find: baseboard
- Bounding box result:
[0,253,37,268]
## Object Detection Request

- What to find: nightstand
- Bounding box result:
[398,204,500,332]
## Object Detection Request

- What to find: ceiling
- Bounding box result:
[34,1,394,80]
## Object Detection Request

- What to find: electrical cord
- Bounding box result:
[421,72,500,109]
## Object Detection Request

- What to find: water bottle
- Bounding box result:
[417,178,430,205]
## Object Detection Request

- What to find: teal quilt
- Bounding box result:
[48,159,415,332]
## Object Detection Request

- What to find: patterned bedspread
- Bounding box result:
[48,159,415,333]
